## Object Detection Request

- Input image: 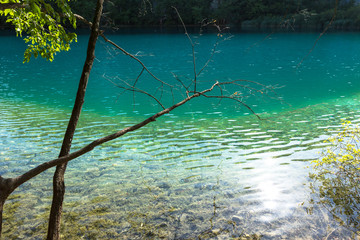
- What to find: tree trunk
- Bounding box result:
[0,195,5,238]
[0,199,3,237]
[46,0,103,239]
[0,177,4,237]
[0,176,15,238]
[0,183,4,237]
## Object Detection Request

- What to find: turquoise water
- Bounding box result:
[1,31,360,238]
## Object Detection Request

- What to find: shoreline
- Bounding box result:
[1,23,360,34]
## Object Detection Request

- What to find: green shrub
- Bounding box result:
[310,121,360,232]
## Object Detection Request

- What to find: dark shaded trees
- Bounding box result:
[214,0,266,24]
[60,0,360,29]
[153,0,212,25]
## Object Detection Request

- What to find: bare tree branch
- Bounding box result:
[172,6,197,92]
[172,72,189,92]
[134,67,145,88]
[103,74,166,110]
[100,34,172,88]
[201,94,261,119]
[296,0,339,68]
[218,79,286,104]
[75,12,176,112]
[0,3,27,10]
[245,32,273,53]
[3,82,219,193]
[197,35,220,77]
[74,13,172,89]
[0,4,284,238]
[132,67,145,108]
[0,13,281,196]
[197,21,232,77]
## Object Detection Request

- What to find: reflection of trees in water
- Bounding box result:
[309,121,360,236]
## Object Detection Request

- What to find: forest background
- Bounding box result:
[2,0,360,31]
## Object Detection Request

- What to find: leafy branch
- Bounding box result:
[0,0,77,62]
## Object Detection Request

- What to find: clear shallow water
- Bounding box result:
[1,31,360,238]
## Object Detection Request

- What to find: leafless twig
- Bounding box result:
[172,6,198,92]
[201,93,261,119]
[0,3,27,10]
[297,0,339,68]
[74,13,173,110]
[74,13,172,90]
[5,82,220,193]
[103,74,166,110]
[197,23,233,77]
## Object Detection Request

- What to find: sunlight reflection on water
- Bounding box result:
[1,97,359,238]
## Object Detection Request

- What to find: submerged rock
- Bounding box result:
[224,191,235,199]
[158,182,171,189]
[194,182,219,190]
[232,215,242,224]
[212,228,221,235]
[179,213,195,223]
[158,222,167,228]
[179,213,189,223]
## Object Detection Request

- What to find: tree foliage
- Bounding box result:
[59,0,360,29]
[310,121,360,233]
[0,0,77,62]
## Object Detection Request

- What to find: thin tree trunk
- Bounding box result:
[0,176,15,237]
[0,187,5,237]
[0,198,3,237]
[46,0,103,239]
[0,194,6,238]
[0,176,9,237]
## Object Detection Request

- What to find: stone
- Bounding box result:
[158,182,171,189]
[159,222,168,228]
[231,215,242,224]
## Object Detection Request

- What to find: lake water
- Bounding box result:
[1,31,360,239]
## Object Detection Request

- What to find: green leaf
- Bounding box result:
[3,9,13,16]
[3,0,77,62]
[30,2,41,15]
